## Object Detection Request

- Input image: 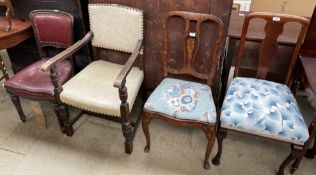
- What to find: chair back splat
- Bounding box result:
[234,12,309,85]
[163,11,224,87]
[30,10,74,58]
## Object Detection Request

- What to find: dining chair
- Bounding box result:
[40,3,144,154]
[142,11,224,169]
[212,12,315,175]
[4,10,74,131]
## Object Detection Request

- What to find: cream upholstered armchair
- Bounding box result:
[40,4,144,154]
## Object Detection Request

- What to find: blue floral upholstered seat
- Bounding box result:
[144,78,216,124]
[221,77,309,145]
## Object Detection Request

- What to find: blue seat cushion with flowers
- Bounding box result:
[144,78,216,124]
[221,77,309,145]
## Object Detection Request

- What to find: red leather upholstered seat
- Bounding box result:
[4,59,73,101]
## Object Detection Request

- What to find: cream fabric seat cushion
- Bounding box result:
[60,60,144,117]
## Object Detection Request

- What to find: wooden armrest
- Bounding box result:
[41,31,93,72]
[113,39,143,88]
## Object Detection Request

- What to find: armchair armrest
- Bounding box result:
[113,39,143,88]
[41,31,93,72]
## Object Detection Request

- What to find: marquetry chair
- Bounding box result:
[142,11,224,169]
[40,4,144,154]
[0,0,14,32]
[4,10,74,130]
[212,12,315,175]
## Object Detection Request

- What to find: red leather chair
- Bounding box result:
[4,10,74,131]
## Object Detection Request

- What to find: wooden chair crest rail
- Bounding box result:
[212,12,314,175]
[4,10,74,130]
[142,11,224,169]
[40,3,144,154]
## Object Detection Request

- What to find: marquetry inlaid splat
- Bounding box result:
[163,11,224,86]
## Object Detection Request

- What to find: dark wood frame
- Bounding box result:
[142,11,224,169]
[211,12,315,175]
[40,4,145,154]
[6,10,74,131]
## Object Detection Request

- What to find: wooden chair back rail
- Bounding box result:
[234,12,309,85]
[163,11,224,86]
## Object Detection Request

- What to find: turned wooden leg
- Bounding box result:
[277,145,303,175]
[59,104,73,136]
[30,101,46,129]
[142,112,151,153]
[5,8,12,32]
[0,55,9,80]
[119,86,133,154]
[52,101,65,133]
[203,126,216,170]
[212,128,227,165]
[9,94,26,122]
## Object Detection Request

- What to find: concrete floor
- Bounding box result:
[0,50,315,175]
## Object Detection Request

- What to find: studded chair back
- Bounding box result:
[88,4,143,53]
[30,10,74,57]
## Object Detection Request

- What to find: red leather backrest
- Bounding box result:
[30,10,73,48]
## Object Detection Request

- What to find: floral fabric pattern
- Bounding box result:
[221,77,309,144]
[144,78,216,124]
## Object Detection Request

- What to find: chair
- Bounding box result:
[4,10,74,130]
[142,11,224,169]
[211,12,314,175]
[0,0,14,32]
[40,4,144,154]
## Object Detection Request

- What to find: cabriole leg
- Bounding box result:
[203,126,216,169]
[212,128,227,165]
[142,112,152,153]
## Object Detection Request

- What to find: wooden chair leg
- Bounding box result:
[305,139,316,158]
[119,87,133,154]
[277,145,303,175]
[142,112,152,153]
[52,101,65,133]
[30,101,46,129]
[9,94,26,122]
[59,104,73,136]
[212,128,227,165]
[203,126,216,170]
[5,8,12,32]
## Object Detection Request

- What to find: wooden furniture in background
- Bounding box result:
[143,11,224,170]
[251,0,316,17]
[212,12,312,175]
[0,0,14,32]
[4,10,74,131]
[232,3,241,11]
[298,57,316,161]
[220,10,304,106]
[295,7,316,161]
[40,4,144,154]
[0,15,32,81]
